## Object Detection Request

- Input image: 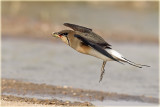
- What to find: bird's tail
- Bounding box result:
[107,49,150,68]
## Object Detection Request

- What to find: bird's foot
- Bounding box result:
[99,69,105,83]
[99,61,106,83]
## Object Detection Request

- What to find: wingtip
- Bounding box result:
[63,23,67,25]
[63,23,70,26]
[142,65,151,67]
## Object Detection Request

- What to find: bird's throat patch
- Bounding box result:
[59,35,62,38]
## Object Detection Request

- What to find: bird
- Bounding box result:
[52,23,150,82]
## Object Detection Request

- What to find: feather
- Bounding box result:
[74,34,123,64]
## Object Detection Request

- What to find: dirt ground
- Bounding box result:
[1,79,94,106]
[1,100,47,106]
[1,95,93,106]
[1,79,158,106]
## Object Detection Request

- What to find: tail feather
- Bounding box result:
[107,49,150,68]
[122,57,150,68]
[121,57,143,68]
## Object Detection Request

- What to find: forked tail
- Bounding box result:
[107,49,150,68]
[121,56,150,68]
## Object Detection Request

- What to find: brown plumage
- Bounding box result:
[64,23,111,49]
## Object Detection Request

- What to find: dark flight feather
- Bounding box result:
[74,34,123,64]
[64,23,92,33]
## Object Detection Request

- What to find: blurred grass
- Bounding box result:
[1,1,159,43]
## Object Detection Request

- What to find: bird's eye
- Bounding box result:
[61,33,68,36]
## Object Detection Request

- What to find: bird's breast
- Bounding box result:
[76,44,91,54]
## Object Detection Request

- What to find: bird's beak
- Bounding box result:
[51,32,59,38]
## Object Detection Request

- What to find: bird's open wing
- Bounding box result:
[74,34,123,64]
[79,33,112,49]
[64,23,92,33]
[64,23,111,49]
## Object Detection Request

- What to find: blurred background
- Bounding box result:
[1,1,159,106]
[2,1,158,42]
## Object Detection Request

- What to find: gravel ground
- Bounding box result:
[1,79,158,106]
[1,95,93,106]
[1,100,46,106]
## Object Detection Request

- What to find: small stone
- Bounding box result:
[65,101,70,104]
[33,98,37,102]
[63,85,68,89]
[86,93,89,96]
[99,96,104,101]
[73,93,76,96]
[49,101,56,104]
[3,97,8,100]
[12,80,16,83]
[56,86,61,88]
[62,91,67,94]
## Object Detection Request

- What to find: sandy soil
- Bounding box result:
[1,95,93,106]
[1,79,93,106]
[1,100,46,106]
[1,78,158,106]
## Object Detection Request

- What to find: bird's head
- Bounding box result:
[52,30,72,38]
[52,30,73,46]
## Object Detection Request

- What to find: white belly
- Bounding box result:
[88,48,113,61]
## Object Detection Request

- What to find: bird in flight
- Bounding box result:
[52,23,150,82]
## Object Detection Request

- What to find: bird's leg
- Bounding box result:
[99,61,107,83]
